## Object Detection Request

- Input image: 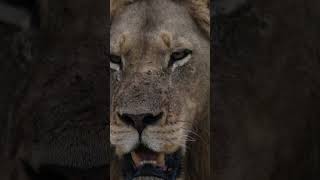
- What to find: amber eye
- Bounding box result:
[110,54,122,71]
[168,49,192,68]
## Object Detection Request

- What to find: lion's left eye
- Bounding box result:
[110,54,122,71]
[168,49,192,70]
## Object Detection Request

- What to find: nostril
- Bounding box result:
[117,113,135,127]
[143,112,163,126]
[117,112,164,133]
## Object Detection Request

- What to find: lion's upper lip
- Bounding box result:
[131,145,166,170]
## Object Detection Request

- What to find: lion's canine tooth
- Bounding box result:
[157,153,165,166]
[131,152,141,167]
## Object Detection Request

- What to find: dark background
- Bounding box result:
[0,0,319,179]
[213,0,320,179]
[0,0,108,179]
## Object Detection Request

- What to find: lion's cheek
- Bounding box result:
[163,144,181,153]
[110,128,139,156]
[141,127,186,153]
[182,97,200,123]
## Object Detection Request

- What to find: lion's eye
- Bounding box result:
[168,49,192,70]
[110,54,122,71]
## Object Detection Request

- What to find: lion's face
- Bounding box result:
[110,0,209,179]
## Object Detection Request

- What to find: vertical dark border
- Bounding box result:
[210,0,216,179]
[210,1,212,179]
[107,0,111,179]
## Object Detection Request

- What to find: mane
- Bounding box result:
[184,0,210,37]
[110,0,210,37]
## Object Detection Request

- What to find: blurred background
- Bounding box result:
[213,0,320,179]
[0,0,108,179]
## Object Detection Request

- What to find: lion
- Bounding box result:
[110,0,210,179]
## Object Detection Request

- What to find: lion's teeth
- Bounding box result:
[131,151,166,168]
[139,160,157,165]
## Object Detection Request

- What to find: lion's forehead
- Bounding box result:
[111,0,197,48]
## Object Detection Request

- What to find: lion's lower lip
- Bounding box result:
[121,145,182,180]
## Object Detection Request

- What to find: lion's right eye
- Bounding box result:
[168,49,192,71]
[110,55,122,71]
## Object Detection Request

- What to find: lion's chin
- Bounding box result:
[121,145,182,180]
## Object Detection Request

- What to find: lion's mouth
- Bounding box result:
[121,145,182,180]
[131,146,166,170]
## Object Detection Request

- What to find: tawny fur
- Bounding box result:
[110,0,210,36]
[110,1,210,179]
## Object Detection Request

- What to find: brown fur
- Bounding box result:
[110,0,210,179]
[110,0,210,36]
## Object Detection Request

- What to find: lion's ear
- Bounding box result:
[111,0,135,21]
[110,0,117,19]
[187,0,210,37]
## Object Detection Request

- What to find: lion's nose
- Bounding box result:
[118,112,163,133]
